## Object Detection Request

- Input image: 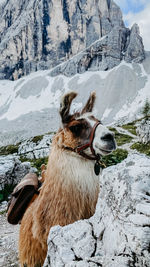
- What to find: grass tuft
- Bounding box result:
[0,144,20,156]
[31,135,44,144]
[20,156,48,174]
[121,123,137,135]
[102,148,128,167]
[130,142,150,156]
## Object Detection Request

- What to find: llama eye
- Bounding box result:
[69,124,82,136]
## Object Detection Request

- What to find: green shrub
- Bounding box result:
[31,132,56,144]
[0,210,6,215]
[130,142,150,156]
[142,99,150,119]
[0,184,16,203]
[0,144,20,156]
[31,135,44,144]
[102,148,128,167]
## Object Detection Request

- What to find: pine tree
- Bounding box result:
[142,98,150,119]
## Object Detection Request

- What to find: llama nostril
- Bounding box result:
[101,133,114,142]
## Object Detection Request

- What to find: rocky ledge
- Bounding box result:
[44,153,150,267]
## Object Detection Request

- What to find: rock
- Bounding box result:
[136,119,150,144]
[50,26,132,77]
[125,24,145,63]
[0,0,145,80]
[44,153,150,267]
[18,133,53,159]
[0,155,35,190]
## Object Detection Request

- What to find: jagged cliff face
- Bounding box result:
[0,0,145,80]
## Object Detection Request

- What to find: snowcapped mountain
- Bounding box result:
[0,51,150,146]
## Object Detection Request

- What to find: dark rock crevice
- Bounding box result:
[42,0,50,58]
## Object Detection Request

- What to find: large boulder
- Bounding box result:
[0,155,35,190]
[44,153,150,267]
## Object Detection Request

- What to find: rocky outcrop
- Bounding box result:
[0,0,145,80]
[125,24,145,63]
[49,25,144,77]
[44,153,150,267]
[18,133,53,159]
[0,155,35,190]
[136,119,150,144]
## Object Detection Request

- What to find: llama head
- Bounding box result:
[59,91,116,157]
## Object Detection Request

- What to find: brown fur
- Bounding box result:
[81,91,96,114]
[19,92,99,267]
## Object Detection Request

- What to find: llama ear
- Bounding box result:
[60,91,77,123]
[81,91,96,114]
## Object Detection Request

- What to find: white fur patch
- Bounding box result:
[56,149,99,196]
[93,125,115,155]
[77,113,115,156]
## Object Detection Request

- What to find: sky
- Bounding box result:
[114,0,150,51]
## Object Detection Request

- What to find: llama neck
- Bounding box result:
[45,146,99,197]
[32,146,99,242]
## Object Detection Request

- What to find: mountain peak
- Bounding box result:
[0,0,145,80]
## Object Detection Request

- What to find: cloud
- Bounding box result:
[124,3,150,51]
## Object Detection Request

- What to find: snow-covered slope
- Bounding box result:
[0,52,150,146]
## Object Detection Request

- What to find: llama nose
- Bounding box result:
[101,133,114,142]
[101,132,116,150]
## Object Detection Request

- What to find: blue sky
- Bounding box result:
[114,0,150,50]
[117,0,146,14]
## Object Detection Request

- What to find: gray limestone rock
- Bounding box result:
[136,119,150,144]
[50,26,131,77]
[0,0,145,80]
[0,155,35,190]
[18,133,53,159]
[125,24,145,63]
[44,153,150,267]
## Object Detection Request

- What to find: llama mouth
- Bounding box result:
[95,145,114,155]
[99,148,113,155]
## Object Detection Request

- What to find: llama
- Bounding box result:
[19,91,116,267]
